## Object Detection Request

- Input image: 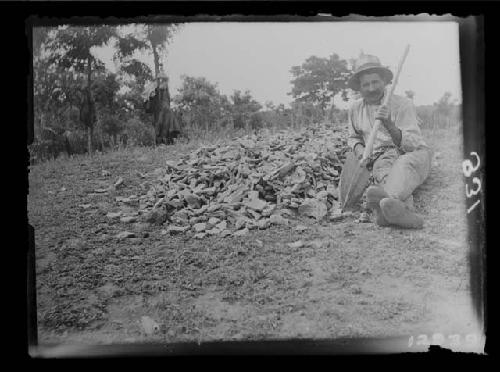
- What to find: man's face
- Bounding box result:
[359,72,386,104]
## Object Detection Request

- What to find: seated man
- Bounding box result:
[347,54,433,229]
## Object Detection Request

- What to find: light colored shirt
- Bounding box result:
[347,91,429,154]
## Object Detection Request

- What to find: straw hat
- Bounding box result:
[348,54,393,91]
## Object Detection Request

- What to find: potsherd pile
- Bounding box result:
[116,124,350,238]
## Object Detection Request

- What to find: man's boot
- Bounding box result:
[403,194,415,211]
[365,186,390,226]
[379,197,424,229]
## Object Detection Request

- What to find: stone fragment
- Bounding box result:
[220,230,232,237]
[326,185,339,199]
[329,210,353,222]
[184,193,202,209]
[107,212,122,220]
[193,222,207,232]
[208,217,220,226]
[248,190,259,200]
[315,190,329,201]
[114,177,124,188]
[233,228,249,236]
[269,214,289,226]
[298,199,328,220]
[167,226,189,235]
[245,198,267,212]
[207,228,221,235]
[307,239,328,249]
[257,218,270,229]
[357,212,371,223]
[287,240,304,249]
[246,209,262,220]
[116,231,135,239]
[247,223,258,230]
[133,222,151,232]
[145,209,167,225]
[235,218,249,230]
[216,220,227,231]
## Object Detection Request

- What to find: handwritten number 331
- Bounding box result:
[462,152,481,214]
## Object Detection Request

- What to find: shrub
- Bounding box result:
[416,105,461,129]
[124,117,155,146]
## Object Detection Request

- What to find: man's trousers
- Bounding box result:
[371,147,433,208]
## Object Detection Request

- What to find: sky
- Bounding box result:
[95,21,462,109]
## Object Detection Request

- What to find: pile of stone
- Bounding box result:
[117,124,349,238]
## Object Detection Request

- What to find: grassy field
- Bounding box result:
[27,123,484,353]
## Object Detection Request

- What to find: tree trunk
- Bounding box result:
[99,126,105,152]
[152,45,160,79]
[87,126,93,154]
[38,111,44,139]
[299,104,303,129]
[327,104,334,124]
[86,56,94,155]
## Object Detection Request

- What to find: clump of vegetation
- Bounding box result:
[415,91,462,129]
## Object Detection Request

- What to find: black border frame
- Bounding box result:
[12,1,490,358]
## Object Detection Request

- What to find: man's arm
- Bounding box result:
[376,104,402,146]
[347,105,365,158]
[376,100,426,152]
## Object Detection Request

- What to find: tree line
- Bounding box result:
[31,24,460,162]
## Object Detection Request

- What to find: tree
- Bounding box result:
[33,27,93,159]
[41,24,176,153]
[405,90,415,101]
[114,24,180,88]
[264,100,275,111]
[92,72,124,147]
[431,91,460,128]
[116,24,180,77]
[33,27,51,61]
[434,91,454,116]
[145,25,180,79]
[289,54,350,118]
[230,90,262,130]
[33,55,87,136]
[45,26,117,154]
[174,76,232,132]
[115,24,181,142]
[33,27,65,137]
[290,100,322,128]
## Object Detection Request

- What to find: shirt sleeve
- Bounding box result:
[395,100,426,153]
[347,104,365,151]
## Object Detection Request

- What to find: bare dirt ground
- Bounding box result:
[27,125,484,352]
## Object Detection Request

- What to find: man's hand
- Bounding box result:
[375,105,394,128]
[376,104,402,146]
[354,143,365,160]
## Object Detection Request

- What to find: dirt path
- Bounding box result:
[28,125,483,350]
